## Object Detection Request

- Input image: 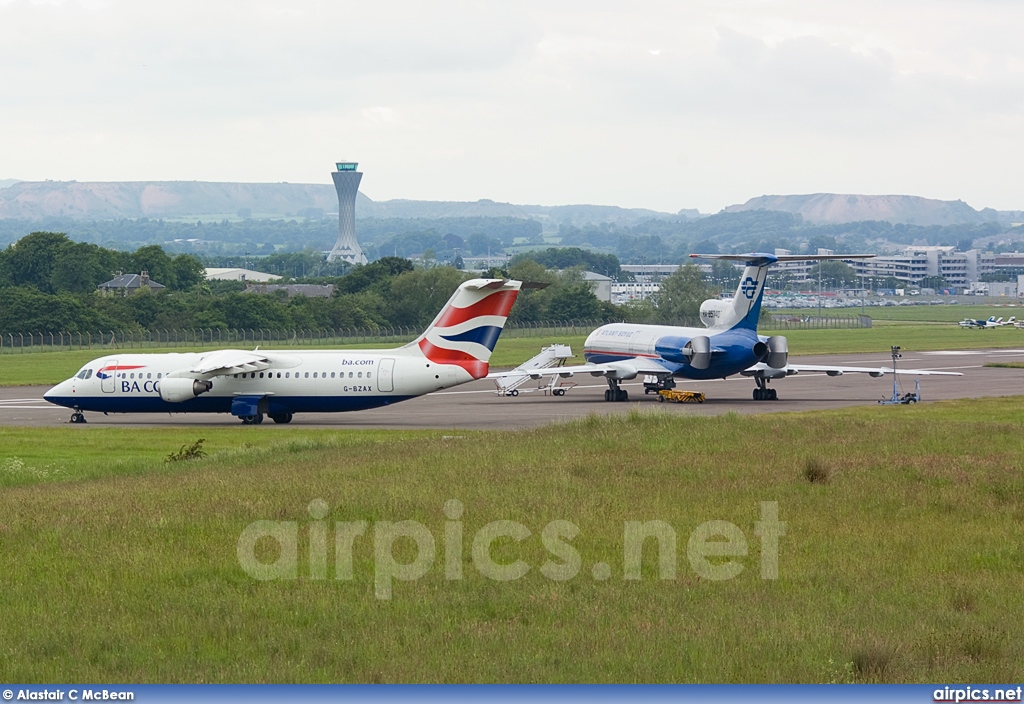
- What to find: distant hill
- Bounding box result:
[518,203,691,226]
[0,180,682,226]
[0,180,344,220]
[0,179,21,189]
[723,193,1001,226]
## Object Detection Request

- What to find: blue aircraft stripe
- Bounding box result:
[44,394,418,415]
[439,325,503,351]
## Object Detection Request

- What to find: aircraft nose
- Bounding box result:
[43,380,66,404]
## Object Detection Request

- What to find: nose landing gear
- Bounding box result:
[70,409,87,423]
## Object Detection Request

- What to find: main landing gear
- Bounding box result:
[752,376,778,401]
[604,379,629,402]
[70,408,87,423]
[241,411,293,424]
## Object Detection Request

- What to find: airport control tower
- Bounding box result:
[327,161,368,264]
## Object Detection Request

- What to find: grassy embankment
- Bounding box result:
[1,398,1022,682]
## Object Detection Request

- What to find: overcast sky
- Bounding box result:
[1,0,1022,213]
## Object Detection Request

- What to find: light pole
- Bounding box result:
[818,263,822,319]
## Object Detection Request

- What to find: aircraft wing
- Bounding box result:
[488,357,674,382]
[186,349,274,378]
[742,362,963,378]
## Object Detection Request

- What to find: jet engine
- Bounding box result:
[159,378,213,403]
[684,335,712,370]
[766,335,788,369]
[655,335,712,369]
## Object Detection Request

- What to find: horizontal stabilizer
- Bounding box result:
[691,252,875,264]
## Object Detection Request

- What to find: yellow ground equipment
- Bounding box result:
[657,389,705,404]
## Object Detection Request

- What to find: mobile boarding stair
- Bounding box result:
[494,344,575,397]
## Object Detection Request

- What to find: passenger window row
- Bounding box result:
[82,369,374,381]
[230,371,373,380]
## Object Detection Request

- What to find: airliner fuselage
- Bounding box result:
[583,322,765,381]
[43,278,523,424]
[45,350,460,417]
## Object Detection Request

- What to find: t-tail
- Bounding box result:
[689,252,876,332]
[400,278,523,379]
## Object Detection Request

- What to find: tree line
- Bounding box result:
[0,233,727,335]
[3,211,1017,270]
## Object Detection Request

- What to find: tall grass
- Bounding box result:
[1,397,1022,682]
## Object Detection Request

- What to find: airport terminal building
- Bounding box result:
[848,247,993,287]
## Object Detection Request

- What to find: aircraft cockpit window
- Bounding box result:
[76,369,94,380]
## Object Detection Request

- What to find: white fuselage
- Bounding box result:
[44,349,470,416]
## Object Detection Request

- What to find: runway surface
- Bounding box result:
[2,348,1022,430]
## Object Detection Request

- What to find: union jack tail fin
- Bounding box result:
[402,279,522,379]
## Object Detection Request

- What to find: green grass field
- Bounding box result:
[776,304,1023,324]
[1,398,1022,682]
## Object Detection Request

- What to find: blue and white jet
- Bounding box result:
[491,253,961,402]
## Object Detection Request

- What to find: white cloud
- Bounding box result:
[1,0,1022,211]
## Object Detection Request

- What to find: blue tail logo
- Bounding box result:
[740,277,758,299]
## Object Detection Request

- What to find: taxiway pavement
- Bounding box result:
[1,348,1020,430]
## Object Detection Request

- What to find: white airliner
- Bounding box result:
[490,253,961,402]
[44,279,522,424]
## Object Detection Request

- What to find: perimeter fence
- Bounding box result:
[0,315,870,354]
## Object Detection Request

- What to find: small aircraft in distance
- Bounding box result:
[958,316,993,329]
[44,279,523,424]
[959,316,1013,329]
[489,253,962,402]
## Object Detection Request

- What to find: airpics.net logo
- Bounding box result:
[236,500,785,600]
